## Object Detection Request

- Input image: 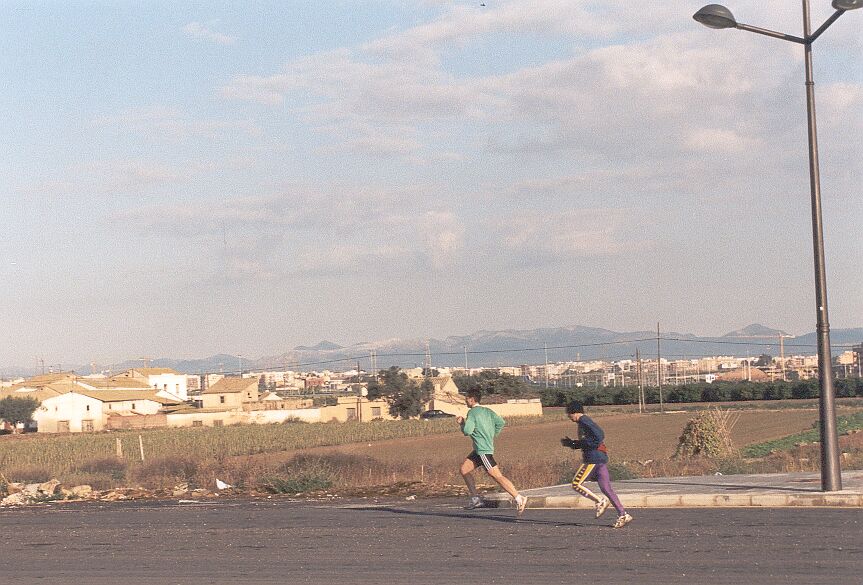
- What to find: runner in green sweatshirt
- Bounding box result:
[457,387,527,515]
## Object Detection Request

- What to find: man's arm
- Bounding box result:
[492,410,505,436]
[579,416,605,448]
[461,409,475,436]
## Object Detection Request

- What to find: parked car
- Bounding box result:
[419,409,456,420]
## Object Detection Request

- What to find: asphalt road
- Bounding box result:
[1,498,860,585]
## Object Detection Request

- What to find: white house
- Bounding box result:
[118,368,188,401]
[27,386,167,433]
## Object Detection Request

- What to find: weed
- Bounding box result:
[675,409,739,459]
[75,457,127,479]
[2,464,51,484]
[607,462,638,480]
[716,457,754,475]
[743,411,863,457]
[260,475,333,494]
[131,456,198,489]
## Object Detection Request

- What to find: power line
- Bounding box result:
[213,335,856,376]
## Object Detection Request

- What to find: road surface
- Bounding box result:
[2,498,860,584]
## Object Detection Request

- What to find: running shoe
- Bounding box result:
[613,513,633,529]
[464,496,486,510]
[595,496,610,518]
[515,494,528,516]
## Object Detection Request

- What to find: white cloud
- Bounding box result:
[419,210,465,269]
[683,127,763,154]
[183,21,235,45]
[493,208,643,263]
[19,159,186,198]
[91,107,261,141]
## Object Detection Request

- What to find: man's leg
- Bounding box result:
[460,457,479,497]
[571,463,603,503]
[486,465,519,499]
[594,464,625,516]
[484,459,526,514]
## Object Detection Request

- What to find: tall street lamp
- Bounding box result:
[693,0,861,492]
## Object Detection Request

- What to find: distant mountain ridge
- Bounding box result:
[9,324,861,377]
[131,324,863,374]
[722,324,789,338]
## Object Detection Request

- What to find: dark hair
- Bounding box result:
[466,387,482,402]
[565,401,584,415]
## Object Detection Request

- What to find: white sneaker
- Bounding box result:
[613,513,633,529]
[464,496,485,510]
[595,496,610,519]
[515,494,528,516]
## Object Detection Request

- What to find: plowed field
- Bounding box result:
[270,407,837,490]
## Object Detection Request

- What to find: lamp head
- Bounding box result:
[693,4,737,29]
[832,0,863,10]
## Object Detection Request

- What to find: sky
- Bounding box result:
[1,0,861,369]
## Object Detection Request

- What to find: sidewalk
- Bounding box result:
[485,470,863,509]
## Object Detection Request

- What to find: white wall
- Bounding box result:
[33,393,105,433]
[166,408,322,428]
[148,373,188,401]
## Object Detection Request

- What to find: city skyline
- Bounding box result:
[3,1,861,367]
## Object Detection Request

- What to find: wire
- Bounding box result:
[201,335,859,376]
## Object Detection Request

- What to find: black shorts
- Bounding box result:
[466,451,497,472]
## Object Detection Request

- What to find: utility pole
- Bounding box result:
[636,348,644,414]
[656,322,664,413]
[544,342,549,389]
[779,334,788,382]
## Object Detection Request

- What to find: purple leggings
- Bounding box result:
[571,463,625,515]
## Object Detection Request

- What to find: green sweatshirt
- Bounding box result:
[461,404,505,455]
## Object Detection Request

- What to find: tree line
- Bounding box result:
[536,378,863,407]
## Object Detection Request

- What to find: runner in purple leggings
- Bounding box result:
[561,401,633,528]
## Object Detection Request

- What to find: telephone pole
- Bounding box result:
[656,322,664,413]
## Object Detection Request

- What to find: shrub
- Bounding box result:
[607,462,638,480]
[3,464,51,483]
[729,383,759,401]
[259,453,380,494]
[666,385,701,403]
[674,409,739,459]
[76,457,127,478]
[132,456,198,489]
[260,475,333,494]
[792,381,819,399]
[762,383,792,400]
[613,388,639,405]
[716,457,754,475]
[700,385,729,402]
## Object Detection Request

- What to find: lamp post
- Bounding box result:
[693,0,861,492]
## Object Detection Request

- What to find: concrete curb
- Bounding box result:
[482,471,863,509]
[515,493,863,508]
[486,492,863,509]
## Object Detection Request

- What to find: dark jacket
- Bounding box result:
[577,415,609,464]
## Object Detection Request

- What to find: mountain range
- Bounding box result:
[39,323,863,376]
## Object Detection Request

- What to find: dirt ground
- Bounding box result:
[240,407,834,492]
